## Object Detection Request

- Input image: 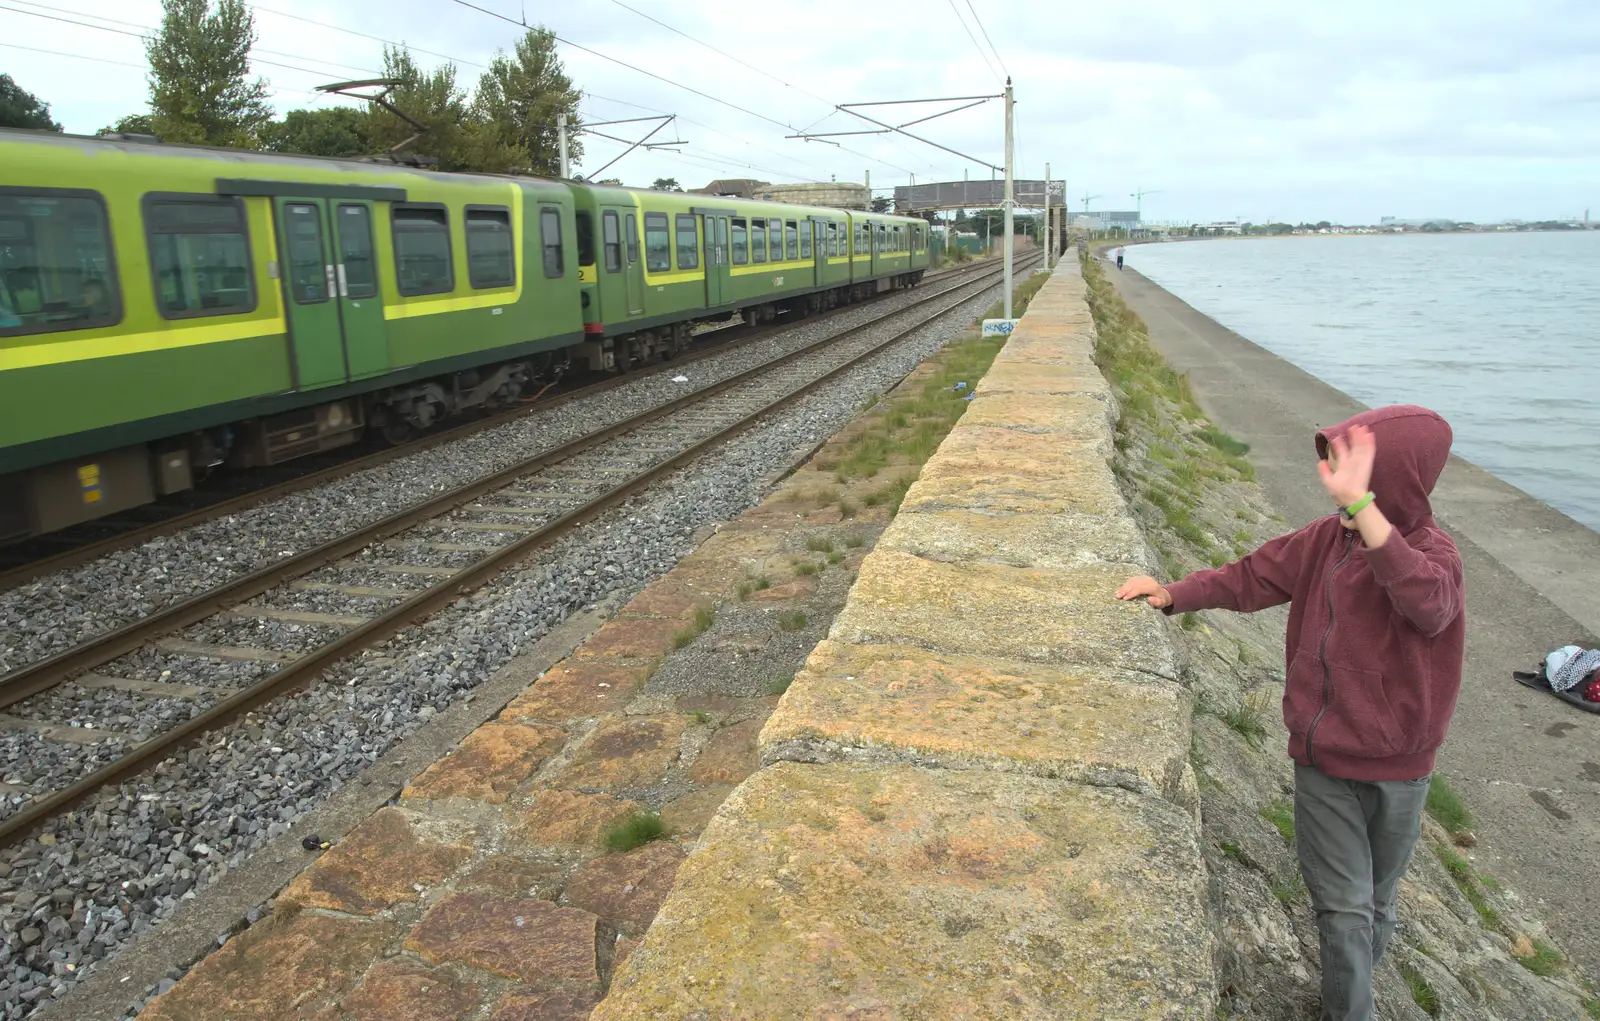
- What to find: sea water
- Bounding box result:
[1127,231,1600,532]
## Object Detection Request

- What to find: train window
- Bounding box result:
[145,195,256,318]
[750,219,766,263]
[769,221,782,262]
[854,222,866,256]
[336,205,377,298]
[283,203,328,304]
[675,214,698,270]
[625,213,639,264]
[602,211,621,273]
[785,221,797,260]
[392,205,453,296]
[574,211,595,267]
[0,189,120,336]
[644,212,670,271]
[799,221,811,258]
[466,207,515,289]
[539,207,563,278]
[731,219,748,265]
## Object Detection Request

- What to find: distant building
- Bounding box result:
[689,179,868,210]
[1081,209,1139,231]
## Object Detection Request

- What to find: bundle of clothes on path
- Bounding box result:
[1514,646,1600,714]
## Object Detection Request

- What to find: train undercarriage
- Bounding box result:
[0,270,927,543]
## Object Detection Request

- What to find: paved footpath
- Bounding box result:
[1108,261,1600,982]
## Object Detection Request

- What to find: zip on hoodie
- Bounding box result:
[1305,531,1358,767]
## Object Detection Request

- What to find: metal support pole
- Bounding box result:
[557,112,570,179]
[1044,162,1051,270]
[1003,78,1014,318]
[864,169,871,210]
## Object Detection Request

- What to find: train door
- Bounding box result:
[275,198,344,389]
[272,197,389,389]
[702,214,730,308]
[330,202,388,379]
[623,211,645,315]
[810,218,826,281]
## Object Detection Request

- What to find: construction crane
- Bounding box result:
[1130,187,1163,222]
[1080,192,1102,213]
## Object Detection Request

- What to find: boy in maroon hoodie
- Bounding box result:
[1116,405,1465,1021]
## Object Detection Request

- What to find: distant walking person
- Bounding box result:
[1116,407,1466,1021]
[1115,245,1125,270]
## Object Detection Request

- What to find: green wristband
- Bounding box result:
[1341,491,1375,519]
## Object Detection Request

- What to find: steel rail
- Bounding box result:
[0,257,1033,709]
[0,257,999,593]
[0,254,1038,847]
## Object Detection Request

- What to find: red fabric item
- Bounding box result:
[1164,405,1465,782]
[1582,674,1600,703]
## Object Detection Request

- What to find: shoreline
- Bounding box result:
[1102,258,1600,982]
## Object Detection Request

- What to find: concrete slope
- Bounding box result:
[1108,261,1600,981]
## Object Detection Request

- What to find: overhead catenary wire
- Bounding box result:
[441,0,918,178]
[597,0,939,175]
[963,0,1010,79]
[945,0,1003,84]
[0,2,382,80]
[0,39,361,105]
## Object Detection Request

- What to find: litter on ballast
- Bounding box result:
[672,375,690,383]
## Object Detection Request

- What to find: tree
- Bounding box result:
[259,107,369,156]
[870,197,892,213]
[650,177,682,191]
[463,28,581,175]
[98,113,157,136]
[145,0,273,146]
[363,45,470,168]
[0,74,61,131]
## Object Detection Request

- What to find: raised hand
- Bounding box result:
[1318,424,1376,508]
[1115,575,1173,609]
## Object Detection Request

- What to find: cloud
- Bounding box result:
[3,0,1596,221]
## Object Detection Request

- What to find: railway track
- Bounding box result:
[0,257,1005,595]
[0,253,1039,845]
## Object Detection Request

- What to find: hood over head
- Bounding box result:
[1315,405,1452,532]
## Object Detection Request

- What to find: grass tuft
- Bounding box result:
[1583,998,1600,1019]
[688,710,711,724]
[673,604,716,648]
[805,536,835,554]
[1397,960,1441,1017]
[1518,940,1563,977]
[605,811,665,852]
[768,672,795,696]
[778,610,808,632]
[1222,693,1272,749]
[794,560,821,577]
[843,533,866,548]
[1260,799,1295,844]
[1269,873,1306,908]
[1425,775,1474,835]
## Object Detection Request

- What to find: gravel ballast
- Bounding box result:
[0,274,1003,676]
[0,277,1015,1020]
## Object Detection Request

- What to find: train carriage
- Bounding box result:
[0,128,930,541]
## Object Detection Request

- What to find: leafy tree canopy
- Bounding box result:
[258,106,368,157]
[146,0,273,146]
[651,177,682,191]
[0,74,61,131]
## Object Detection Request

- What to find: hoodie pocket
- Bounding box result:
[1283,653,1323,738]
[1316,665,1405,760]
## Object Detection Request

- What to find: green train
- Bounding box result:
[0,129,931,541]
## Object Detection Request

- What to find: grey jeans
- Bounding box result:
[1294,763,1430,1021]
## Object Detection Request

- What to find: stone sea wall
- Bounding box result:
[594,260,1220,1019]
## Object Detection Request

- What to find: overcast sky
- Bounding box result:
[3,0,1597,224]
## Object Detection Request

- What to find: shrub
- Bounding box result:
[605,812,665,852]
